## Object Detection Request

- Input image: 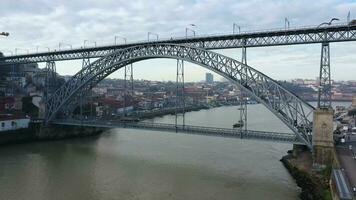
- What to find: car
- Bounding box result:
[349,19,356,26]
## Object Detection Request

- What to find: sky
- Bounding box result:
[0,0,356,81]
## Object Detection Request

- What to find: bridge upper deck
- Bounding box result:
[1,23,356,64]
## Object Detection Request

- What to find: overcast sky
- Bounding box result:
[0,0,356,81]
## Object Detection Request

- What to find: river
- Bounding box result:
[0,102,352,200]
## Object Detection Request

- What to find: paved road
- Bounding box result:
[336,142,356,196]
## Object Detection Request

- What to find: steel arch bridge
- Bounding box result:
[45,43,315,148]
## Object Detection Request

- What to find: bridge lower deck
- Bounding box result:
[51,120,304,145]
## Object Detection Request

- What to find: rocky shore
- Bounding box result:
[280,149,332,200]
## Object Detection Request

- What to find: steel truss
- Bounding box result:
[175,59,185,128]
[2,25,356,64]
[318,43,332,108]
[45,60,56,98]
[80,54,90,120]
[239,46,247,137]
[124,64,134,117]
[44,44,315,149]
[52,119,304,145]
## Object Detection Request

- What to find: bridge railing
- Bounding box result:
[51,119,300,143]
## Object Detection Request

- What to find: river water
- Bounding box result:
[0,102,351,200]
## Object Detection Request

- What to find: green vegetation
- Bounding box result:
[281,155,332,200]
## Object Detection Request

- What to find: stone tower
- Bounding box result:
[312,108,334,167]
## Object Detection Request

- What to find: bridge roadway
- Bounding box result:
[52,119,304,145]
[1,23,356,63]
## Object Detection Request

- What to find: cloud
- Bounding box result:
[0,0,355,81]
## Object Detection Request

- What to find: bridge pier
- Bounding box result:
[312,108,334,168]
[352,94,356,108]
[81,54,90,122]
[124,63,134,117]
[239,45,247,138]
[175,59,185,129]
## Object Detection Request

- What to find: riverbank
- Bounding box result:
[0,123,104,145]
[281,148,332,200]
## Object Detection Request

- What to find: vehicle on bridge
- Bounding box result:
[349,19,356,26]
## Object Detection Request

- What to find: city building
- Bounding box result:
[0,114,30,132]
[206,73,214,83]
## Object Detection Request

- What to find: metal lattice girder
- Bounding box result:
[2,24,356,64]
[45,60,56,98]
[239,46,247,135]
[123,63,133,116]
[318,42,332,108]
[45,43,315,148]
[175,59,185,127]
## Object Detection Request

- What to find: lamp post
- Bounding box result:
[285,18,290,30]
[233,23,241,34]
[115,36,127,45]
[185,24,196,38]
[36,46,50,53]
[59,42,73,50]
[147,32,159,42]
[15,48,29,55]
[83,40,97,48]
[0,32,9,37]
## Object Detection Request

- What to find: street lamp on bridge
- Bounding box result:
[233,23,241,34]
[36,46,50,53]
[59,42,73,50]
[285,18,290,30]
[147,32,159,42]
[114,36,127,45]
[14,48,29,55]
[0,32,9,37]
[83,40,97,48]
[185,24,196,38]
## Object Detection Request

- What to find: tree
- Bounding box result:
[348,108,356,126]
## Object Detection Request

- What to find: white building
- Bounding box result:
[0,114,30,132]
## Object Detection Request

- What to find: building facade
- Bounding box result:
[0,114,30,132]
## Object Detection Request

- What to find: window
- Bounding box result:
[1,122,4,128]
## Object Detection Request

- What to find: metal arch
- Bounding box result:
[45,43,315,149]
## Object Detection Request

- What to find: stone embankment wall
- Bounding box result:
[0,123,104,145]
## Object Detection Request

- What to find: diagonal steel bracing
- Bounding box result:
[318,42,332,108]
[175,59,185,129]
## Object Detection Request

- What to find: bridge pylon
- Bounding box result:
[175,59,185,129]
[312,42,334,168]
[124,63,134,117]
[239,45,247,138]
[81,54,90,121]
[318,42,332,109]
